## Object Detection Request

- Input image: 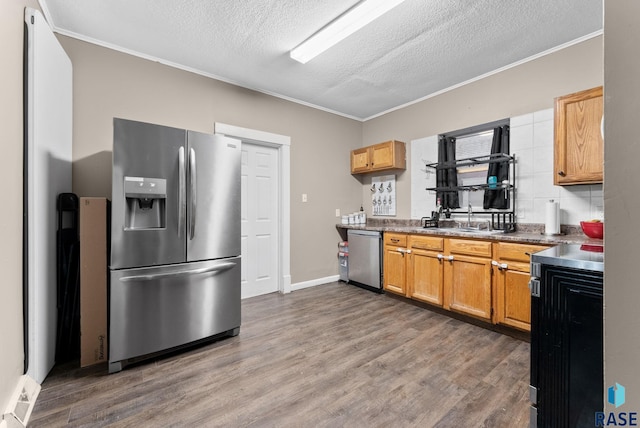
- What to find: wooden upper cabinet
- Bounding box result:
[350,140,406,174]
[351,147,371,174]
[554,86,603,185]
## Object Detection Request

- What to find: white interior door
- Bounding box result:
[241,143,279,298]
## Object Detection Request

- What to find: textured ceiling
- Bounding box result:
[40,0,603,120]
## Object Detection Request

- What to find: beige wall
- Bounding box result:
[362,36,603,218]
[4,2,631,417]
[0,0,41,411]
[604,1,640,411]
[58,36,363,285]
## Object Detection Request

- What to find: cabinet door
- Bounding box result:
[350,147,371,173]
[383,246,407,296]
[445,254,492,320]
[554,86,603,185]
[409,249,444,306]
[532,265,603,427]
[494,261,531,331]
[370,141,395,170]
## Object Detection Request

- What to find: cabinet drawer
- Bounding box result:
[497,243,549,263]
[410,235,443,251]
[385,233,407,247]
[448,239,492,257]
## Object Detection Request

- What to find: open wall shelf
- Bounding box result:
[425,153,517,232]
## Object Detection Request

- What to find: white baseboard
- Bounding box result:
[291,275,339,292]
[282,274,292,294]
[3,375,40,428]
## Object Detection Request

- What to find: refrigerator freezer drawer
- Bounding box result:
[109,257,241,370]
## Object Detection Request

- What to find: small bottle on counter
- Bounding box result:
[436,197,443,212]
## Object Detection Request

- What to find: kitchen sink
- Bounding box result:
[451,227,505,235]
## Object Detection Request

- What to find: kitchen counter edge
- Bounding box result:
[530,244,604,272]
[336,224,601,246]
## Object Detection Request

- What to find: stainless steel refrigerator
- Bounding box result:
[109,118,241,373]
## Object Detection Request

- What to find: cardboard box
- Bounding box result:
[79,197,109,367]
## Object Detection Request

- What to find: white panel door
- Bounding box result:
[241,143,279,298]
[25,8,73,383]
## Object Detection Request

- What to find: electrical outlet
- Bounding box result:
[302,193,307,203]
[335,208,340,217]
[517,208,525,219]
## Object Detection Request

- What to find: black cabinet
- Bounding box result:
[530,263,603,427]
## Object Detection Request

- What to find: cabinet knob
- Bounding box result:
[558,171,566,177]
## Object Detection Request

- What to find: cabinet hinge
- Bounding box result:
[529,278,540,297]
[531,262,541,278]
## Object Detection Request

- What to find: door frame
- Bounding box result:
[214,123,291,294]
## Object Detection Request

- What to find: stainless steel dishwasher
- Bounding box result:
[347,229,383,292]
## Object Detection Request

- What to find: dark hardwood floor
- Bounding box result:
[30,282,530,427]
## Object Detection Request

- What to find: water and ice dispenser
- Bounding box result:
[124,176,167,229]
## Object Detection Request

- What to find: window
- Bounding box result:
[439,118,510,211]
[455,130,494,209]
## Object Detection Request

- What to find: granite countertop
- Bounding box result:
[337,219,602,246]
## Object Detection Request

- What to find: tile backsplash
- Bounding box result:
[410,108,603,226]
[512,109,603,225]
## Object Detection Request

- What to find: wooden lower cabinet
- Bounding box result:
[381,233,550,332]
[494,264,532,330]
[383,233,408,296]
[493,243,550,331]
[446,254,493,320]
[444,239,493,320]
[408,236,444,306]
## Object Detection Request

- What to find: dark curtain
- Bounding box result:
[437,136,460,209]
[483,125,510,209]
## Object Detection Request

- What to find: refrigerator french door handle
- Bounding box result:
[119,262,237,282]
[189,147,197,240]
[178,146,186,237]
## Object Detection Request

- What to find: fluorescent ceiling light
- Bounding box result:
[290,0,407,64]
